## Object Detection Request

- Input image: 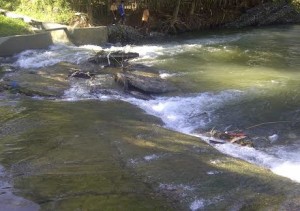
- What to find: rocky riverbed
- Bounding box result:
[1,47,300,210]
[1,94,300,210]
[0,51,176,100]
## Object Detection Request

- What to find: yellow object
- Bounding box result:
[142,9,149,22]
[110,3,117,11]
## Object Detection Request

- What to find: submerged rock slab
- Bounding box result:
[0,62,75,97]
[1,100,300,210]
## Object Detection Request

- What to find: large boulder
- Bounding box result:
[115,70,175,94]
[88,51,139,67]
[107,25,144,44]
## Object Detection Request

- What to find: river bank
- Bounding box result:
[2,1,300,56]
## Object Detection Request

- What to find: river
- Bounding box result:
[1,24,300,210]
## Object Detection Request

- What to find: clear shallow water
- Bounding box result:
[11,25,300,182]
[0,165,39,210]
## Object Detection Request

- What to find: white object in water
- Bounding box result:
[268,134,279,143]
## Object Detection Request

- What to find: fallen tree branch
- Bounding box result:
[246,121,291,130]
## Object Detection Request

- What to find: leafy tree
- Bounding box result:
[0,15,32,36]
[0,0,20,10]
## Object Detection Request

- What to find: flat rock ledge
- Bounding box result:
[0,61,176,99]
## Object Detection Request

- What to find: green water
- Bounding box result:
[1,25,300,210]
[137,25,300,137]
[154,25,300,93]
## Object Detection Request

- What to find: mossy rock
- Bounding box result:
[0,62,76,97]
[1,100,300,210]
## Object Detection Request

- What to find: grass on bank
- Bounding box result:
[0,15,32,37]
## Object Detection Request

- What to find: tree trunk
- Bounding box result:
[86,0,94,25]
[189,0,196,16]
[171,0,181,27]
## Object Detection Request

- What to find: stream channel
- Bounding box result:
[1,24,300,210]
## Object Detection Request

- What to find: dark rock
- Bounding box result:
[88,51,139,67]
[89,74,119,92]
[0,56,17,65]
[115,71,175,94]
[69,71,95,79]
[129,64,160,74]
[127,90,154,100]
[107,25,144,44]
[0,65,17,74]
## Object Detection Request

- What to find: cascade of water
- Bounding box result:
[10,26,300,183]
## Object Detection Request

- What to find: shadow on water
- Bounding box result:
[1,98,300,209]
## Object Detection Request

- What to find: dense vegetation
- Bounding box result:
[0,15,32,37]
[0,0,299,33]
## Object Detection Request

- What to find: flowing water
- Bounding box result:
[1,24,300,209]
[0,25,300,210]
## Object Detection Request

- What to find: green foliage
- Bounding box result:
[0,15,32,37]
[0,0,20,10]
[16,0,74,24]
[291,0,300,11]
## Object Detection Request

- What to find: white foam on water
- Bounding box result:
[159,183,195,192]
[159,72,178,79]
[13,33,300,183]
[14,44,96,69]
[272,162,300,182]
[127,90,300,183]
[207,170,222,175]
[63,83,94,100]
[144,154,160,161]
[212,142,278,168]
[128,90,244,134]
[63,83,300,182]
[61,70,300,183]
[190,199,206,211]
[63,83,123,102]
[266,144,300,182]
[12,32,242,70]
[200,136,300,183]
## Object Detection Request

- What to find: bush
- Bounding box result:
[16,0,74,24]
[0,15,32,37]
[291,0,300,11]
[0,0,20,10]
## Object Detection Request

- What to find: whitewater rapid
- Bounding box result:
[11,35,300,183]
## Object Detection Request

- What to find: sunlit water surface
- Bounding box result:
[10,25,300,183]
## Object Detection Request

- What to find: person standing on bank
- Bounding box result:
[110,0,117,24]
[141,5,150,34]
[118,0,126,25]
